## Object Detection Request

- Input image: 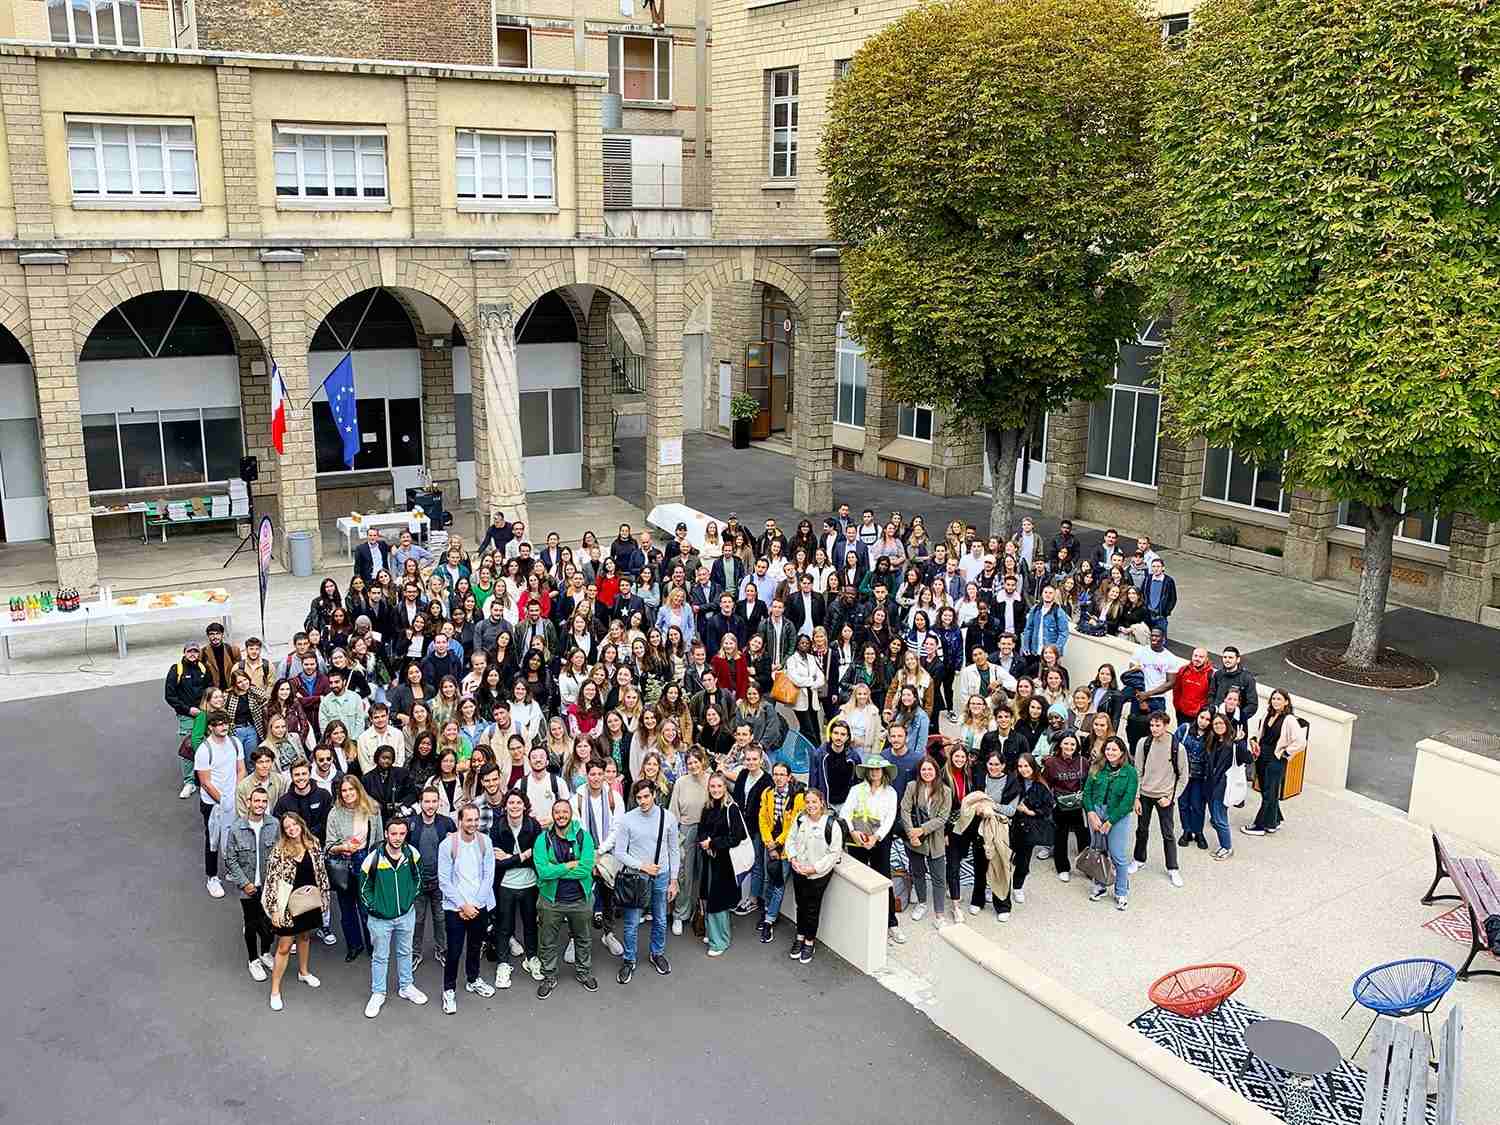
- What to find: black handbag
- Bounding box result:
[615,807,665,910]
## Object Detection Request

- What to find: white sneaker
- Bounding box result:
[248,959,267,982]
[297,972,320,988]
[319,928,337,946]
[494,963,512,989]
[398,985,427,1005]
[259,951,275,969]
[933,916,947,929]
[888,926,907,945]
[466,978,495,998]
[968,903,981,915]
[524,956,544,981]
[364,993,385,1019]
[1012,888,1026,904]
[178,782,196,799]
[442,990,456,1014]
[1115,896,1129,911]
[509,937,524,956]
[671,919,684,936]
[707,947,725,957]
[1168,869,1184,887]
[269,993,283,1011]
[1035,847,1052,860]
[1057,871,1071,883]
[206,876,225,898]
[603,932,624,957]
[564,938,576,964]
[910,903,928,922]
[1127,860,1141,875]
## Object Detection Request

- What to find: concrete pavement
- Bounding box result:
[0,680,1063,1125]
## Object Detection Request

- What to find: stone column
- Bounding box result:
[405,76,443,237]
[710,278,755,426]
[645,249,686,510]
[1439,513,1500,622]
[215,66,261,239]
[477,302,529,530]
[573,86,605,239]
[1,57,53,240]
[236,340,278,507]
[860,352,895,476]
[1041,399,1089,521]
[931,411,984,498]
[24,257,95,587]
[581,289,615,496]
[1151,420,1206,548]
[419,340,458,498]
[1282,488,1337,581]
[265,261,323,569]
[793,248,839,513]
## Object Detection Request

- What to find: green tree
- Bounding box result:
[821,0,1161,538]
[1147,0,1500,669]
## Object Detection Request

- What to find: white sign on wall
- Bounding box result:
[658,437,682,467]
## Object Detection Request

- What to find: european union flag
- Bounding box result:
[326,353,360,468]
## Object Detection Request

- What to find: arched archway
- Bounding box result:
[0,321,46,543]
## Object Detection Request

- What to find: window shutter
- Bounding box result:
[603,136,633,208]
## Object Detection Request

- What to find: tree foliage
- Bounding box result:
[1146,0,1500,663]
[821,0,1161,533]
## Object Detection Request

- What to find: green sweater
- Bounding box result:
[1082,762,1140,826]
[359,843,422,920]
[533,823,596,905]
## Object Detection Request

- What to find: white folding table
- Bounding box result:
[0,594,232,666]
[335,513,432,560]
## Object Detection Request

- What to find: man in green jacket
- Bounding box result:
[359,819,429,1017]
[533,797,597,999]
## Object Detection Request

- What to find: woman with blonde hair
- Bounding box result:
[326,773,382,960]
[261,810,330,1010]
[885,648,934,714]
[837,681,885,756]
[958,694,995,755]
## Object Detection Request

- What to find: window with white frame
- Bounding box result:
[66,117,199,202]
[834,58,853,80]
[48,0,141,45]
[768,68,799,178]
[834,320,868,428]
[1202,446,1291,514]
[1161,13,1190,40]
[1338,497,1452,548]
[1086,320,1164,487]
[273,126,388,201]
[898,404,934,442]
[495,24,531,68]
[609,34,671,102]
[455,130,555,203]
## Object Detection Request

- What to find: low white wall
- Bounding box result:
[931,926,1282,1125]
[777,855,890,974]
[1059,632,1355,791]
[1409,738,1500,855]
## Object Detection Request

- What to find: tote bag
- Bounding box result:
[729,805,756,878]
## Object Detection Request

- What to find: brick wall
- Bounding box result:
[193,0,492,64]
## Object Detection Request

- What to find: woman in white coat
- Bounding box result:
[784,633,827,745]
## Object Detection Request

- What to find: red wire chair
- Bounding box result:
[1148,964,1247,1018]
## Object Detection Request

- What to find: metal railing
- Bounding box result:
[609,319,646,395]
[601,159,711,211]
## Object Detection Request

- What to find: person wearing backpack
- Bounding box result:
[785,787,843,963]
[1130,711,1188,887]
[358,818,429,1017]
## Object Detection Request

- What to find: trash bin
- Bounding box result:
[288,529,314,578]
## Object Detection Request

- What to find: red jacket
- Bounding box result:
[711,654,750,702]
[1172,661,1213,721]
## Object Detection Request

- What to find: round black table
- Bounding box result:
[1244,1019,1342,1124]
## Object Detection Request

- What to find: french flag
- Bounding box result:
[270,360,288,455]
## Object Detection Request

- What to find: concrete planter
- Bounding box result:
[1409,738,1500,855]
[1181,535,1231,563]
[1228,545,1285,574]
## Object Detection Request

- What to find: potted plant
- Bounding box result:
[730,393,760,449]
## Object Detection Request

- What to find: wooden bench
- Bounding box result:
[1360,1006,1462,1125]
[1422,833,1500,981]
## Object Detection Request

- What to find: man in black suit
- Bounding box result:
[353,526,392,585]
[701,592,744,660]
[830,524,868,577]
[992,573,1029,638]
[735,585,768,642]
[687,564,721,620]
[784,573,825,638]
[1092,527,1123,571]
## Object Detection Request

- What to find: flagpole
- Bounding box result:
[298,287,381,410]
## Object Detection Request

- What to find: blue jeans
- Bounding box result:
[1178,776,1208,837]
[1091,807,1135,899]
[369,907,415,995]
[235,725,260,768]
[621,870,670,963]
[1147,614,1169,641]
[763,854,789,922]
[1208,791,1232,850]
[747,838,767,902]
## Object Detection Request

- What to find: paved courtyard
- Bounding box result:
[1,681,1060,1125]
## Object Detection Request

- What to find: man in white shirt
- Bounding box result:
[523,746,568,829]
[994,573,1028,638]
[1132,627,1187,719]
[573,761,625,957]
[1013,516,1039,567]
[356,703,405,773]
[194,710,244,898]
[437,804,497,1013]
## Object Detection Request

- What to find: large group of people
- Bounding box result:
[168,503,1305,1017]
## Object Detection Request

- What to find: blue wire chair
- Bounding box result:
[1342,958,1456,1058]
[774,728,816,779]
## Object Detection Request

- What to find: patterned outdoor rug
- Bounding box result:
[1130,998,1437,1124]
[1422,905,1473,947]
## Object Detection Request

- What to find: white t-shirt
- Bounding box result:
[1133,644,1186,694]
[194,735,241,807]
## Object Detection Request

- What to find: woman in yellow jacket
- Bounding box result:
[756,760,805,943]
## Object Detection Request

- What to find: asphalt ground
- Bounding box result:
[0,680,1064,1125]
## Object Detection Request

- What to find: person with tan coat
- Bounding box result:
[899,756,952,925]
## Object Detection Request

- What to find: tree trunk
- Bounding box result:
[1341,503,1400,668]
[985,426,1024,539]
